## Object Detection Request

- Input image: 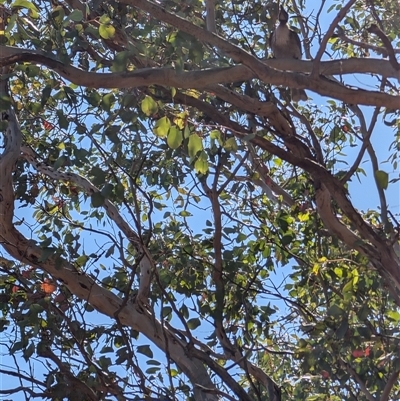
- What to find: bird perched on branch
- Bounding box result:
[270,5,307,102]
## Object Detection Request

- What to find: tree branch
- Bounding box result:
[380,369,400,401]
[1,46,398,107]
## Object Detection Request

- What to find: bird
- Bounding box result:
[269,5,308,102]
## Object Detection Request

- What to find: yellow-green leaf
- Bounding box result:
[101,93,115,112]
[224,137,238,152]
[375,170,388,190]
[153,116,170,138]
[298,212,309,222]
[99,23,115,39]
[194,152,209,174]
[210,129,223,145]
[167,126,183,149]
[188,134,203,158]
[141,96,158,116]
[183,125,191,138]
[5,13,17,33]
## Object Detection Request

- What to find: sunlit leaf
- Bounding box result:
[141,96,158,116]
[188,134,203,158]
[99,23,115,39]
[167,126,183,149]
[224,137,238,152]
[375,170,388,190]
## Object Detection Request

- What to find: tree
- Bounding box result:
[0,0,399,399]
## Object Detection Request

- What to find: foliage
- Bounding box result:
[0,0,399,400]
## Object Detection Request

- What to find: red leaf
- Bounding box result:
[43,120,54,131]
[352,349,365,358]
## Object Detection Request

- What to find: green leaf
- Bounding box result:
[53,155,69,169]
[327,304,345,317]
[145,367,160,374]
[335,319,349,339]
[99,23,115,39]
[10,341,24,354]
[5,13,17,33]
[375,170,388,190]
[100,346,114,354]
[147,359,161,366]
[153,116,171,137]
[41,85,52,107]
[30,304,44,314]
[90,166,106,186]
[101,183,114,198]
[56,109,69,129]
[101,93,115,112]
[111,51,130,73]
[141,96,158,116]
[188,134,203,158]
[98,356,112,368]
[137,345,153,358]
[23,342,35,361]
[51,5,65,24]
[68,9,83,22]
[187,318,201,329]
[0,94,12,111]
[167,126,183,149]
[38,247,57,262]
[76,255,89,267]
[162,306,172,318]
[86,91,101,107]
[91,192,105,207]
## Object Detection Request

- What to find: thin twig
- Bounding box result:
[367,24,400,71]
[312,0,357,76]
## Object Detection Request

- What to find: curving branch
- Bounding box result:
[367,24,400,71]
[0,45,398,107]
[380,369,400,401]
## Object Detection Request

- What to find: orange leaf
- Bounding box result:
[41,280,56,294]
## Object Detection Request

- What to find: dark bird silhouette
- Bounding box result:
[270,6,308,102]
